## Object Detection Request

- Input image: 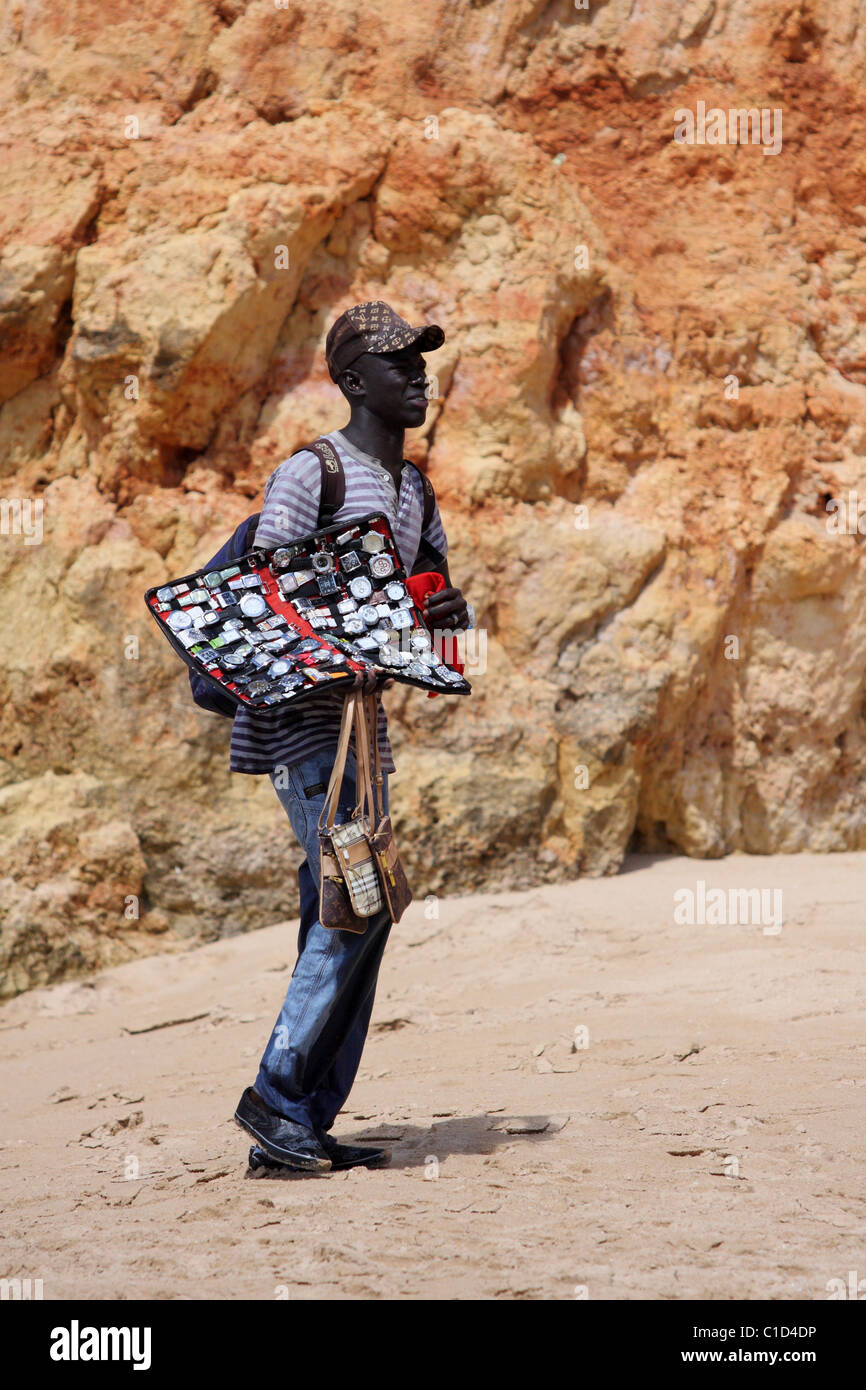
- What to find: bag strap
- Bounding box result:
[306,438,346,527]
[365,691,385,823]
[352,693,378,828]
[317,693,358,834]
[402,459,436,531]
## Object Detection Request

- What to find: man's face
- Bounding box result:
[342,346,429,427]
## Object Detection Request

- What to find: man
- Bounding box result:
[233,301,470,1173]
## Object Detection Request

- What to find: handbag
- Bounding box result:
[317,691,413,932]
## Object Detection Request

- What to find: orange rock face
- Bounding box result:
[2,2,865,993]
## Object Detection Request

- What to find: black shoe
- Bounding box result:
[234,1087,331,1172]
[318,1132,392,1170]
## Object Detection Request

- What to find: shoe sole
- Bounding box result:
[234,1112,332,1172]
[328,1149,392,1171]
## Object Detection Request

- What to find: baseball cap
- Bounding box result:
[325,300,445,381]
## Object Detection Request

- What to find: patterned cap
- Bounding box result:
[325,300,445,381]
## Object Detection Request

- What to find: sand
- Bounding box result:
[1,851,863,1301]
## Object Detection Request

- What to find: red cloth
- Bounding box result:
[405,571,464,697]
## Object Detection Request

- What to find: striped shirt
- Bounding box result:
[229,430,449,776]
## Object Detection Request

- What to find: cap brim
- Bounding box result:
[410,323,445,353]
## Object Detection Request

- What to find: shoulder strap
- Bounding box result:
[318,693,358,833]
[306,438,345,528]
[365,691,385,823]
[403,460,436,531]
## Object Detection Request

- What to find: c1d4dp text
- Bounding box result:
[693,1327,816,1341]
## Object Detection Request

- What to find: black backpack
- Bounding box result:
[188,439,439,716]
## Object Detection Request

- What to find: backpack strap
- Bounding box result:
[402,459,437,532]
[307,438,345,527]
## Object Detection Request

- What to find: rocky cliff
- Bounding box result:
[2,0,865,995]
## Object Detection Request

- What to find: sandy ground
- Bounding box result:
[1,851,864,1302]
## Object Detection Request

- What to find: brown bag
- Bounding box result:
[361,692,413,924]
[317,691,412,932]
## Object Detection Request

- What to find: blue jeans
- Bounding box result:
[255,748,392,1135]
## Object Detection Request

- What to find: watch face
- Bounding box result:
[240,594,267,618]
[348,575,373,600]
[370,554,394,578]
[361,531,385,554]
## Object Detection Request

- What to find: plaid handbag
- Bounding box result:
[317,693,385,933]
[317,692,412,932]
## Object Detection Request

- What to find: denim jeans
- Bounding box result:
[254,748,392,1135]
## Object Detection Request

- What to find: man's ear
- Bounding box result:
[340,369,365,400]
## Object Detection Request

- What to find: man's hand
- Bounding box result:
[352,669,394,692]
[423,585,469,631]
